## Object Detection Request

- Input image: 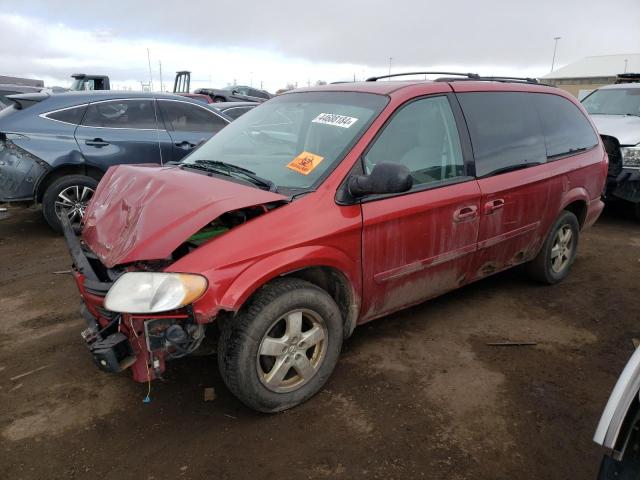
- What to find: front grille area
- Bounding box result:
[601,135,622,176]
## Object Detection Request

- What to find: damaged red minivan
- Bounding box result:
[63,73,608,412]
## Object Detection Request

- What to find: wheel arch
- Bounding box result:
[217,247,361,339]
[35,163,104,203]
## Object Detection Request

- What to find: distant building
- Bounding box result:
[0,75,44,88]
[541,53,640,99]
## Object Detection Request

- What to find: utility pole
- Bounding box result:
[388,57,393,79]
[624,59,629,73]
[550,37,561,72]
[158,60,164,92]
[146,48,154,91]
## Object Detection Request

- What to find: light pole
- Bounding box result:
[550,37,561,72]
[388,57,393,79]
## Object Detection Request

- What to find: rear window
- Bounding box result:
[532,93,598,159]
[46,105,87,125]
[82,99,158,129]
[159,100,228,133]
[458,92,546,177]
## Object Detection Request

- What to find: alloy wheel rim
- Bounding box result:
[256,308,328,393]
[550,224,574,273]
[54,185,95,224]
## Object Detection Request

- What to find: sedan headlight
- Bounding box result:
[621,146,640,169]
[104,272,208,313]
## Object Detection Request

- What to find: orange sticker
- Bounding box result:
[287,151,324,175]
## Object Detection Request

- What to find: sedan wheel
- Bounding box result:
[54,185,95,223]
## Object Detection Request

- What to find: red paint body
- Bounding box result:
[75,80,608,382]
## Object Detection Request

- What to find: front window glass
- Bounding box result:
[183,92,388,190]
[582,88,640,116]
[364,96,465,186]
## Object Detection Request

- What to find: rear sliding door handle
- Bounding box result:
[453,205,478,222]
[484,199,505,214]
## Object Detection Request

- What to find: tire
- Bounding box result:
[526,210,580,284]
[213,96,225,103]
[218,278,343,413]
[42,174,98,234]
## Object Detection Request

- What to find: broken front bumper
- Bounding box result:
[60,215,185,382]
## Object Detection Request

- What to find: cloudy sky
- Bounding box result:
[1,0,639,92]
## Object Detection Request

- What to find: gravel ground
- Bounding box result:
[0,205,638,479]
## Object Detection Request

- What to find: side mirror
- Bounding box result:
[347,162,413,197]
[232,89,239,95]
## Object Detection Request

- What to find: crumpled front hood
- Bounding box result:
[591,114,640,146]
[82,164,287,268]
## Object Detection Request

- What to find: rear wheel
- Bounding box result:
[526,210,580,284]
[213,96,225,103]
[42,175,98,233]
[218,278,343,412]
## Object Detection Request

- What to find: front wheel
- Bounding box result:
[526,210,580,284]
[218,278,343,412]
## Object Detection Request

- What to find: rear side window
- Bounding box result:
[159,100,228,133]
[458,92,546,177]
[532,93,598,158]
[82,100,158,129]
[46,105,87,125]
[364,96,465,187]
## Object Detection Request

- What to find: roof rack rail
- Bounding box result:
[366,71,480,82]
[474,76,540,84]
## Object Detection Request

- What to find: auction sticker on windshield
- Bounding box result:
[287,151,324,175]
[312,113,358,128]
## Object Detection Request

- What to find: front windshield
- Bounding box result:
[183,91,388,190]
[582,88,640,116]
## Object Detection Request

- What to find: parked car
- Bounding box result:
[195,85,272,103]
[62,73,607,412]
[211,101,258,120]
[0,91,230,232]
[582,83,640,219]
[594,345,640,479]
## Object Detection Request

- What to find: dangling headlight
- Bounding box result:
[104,272,208,313]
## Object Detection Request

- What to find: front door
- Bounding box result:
[360,95,481,321]
[75,98,172,169]
[455,91,551,279]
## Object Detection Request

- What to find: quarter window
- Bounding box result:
[222,106,253,120]
[159,101,228,133]
[458,92,547,177]
[532,93,598,158]
[364,96,465,186]
[82,100,158,129]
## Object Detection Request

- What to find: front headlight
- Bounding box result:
[104,272,208,313]
[621,146,640,169]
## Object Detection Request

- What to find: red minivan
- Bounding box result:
[62,73,608,412]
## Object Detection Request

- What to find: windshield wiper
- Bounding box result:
[186,160,276,192]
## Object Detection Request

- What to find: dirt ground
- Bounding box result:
[0,205,638,480]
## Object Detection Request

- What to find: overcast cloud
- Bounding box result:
[1,0,639,91]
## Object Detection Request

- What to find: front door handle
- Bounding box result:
[85,138,109,147]
[175,141,196,150]
[484,199,505,214]
[453,205,478,222]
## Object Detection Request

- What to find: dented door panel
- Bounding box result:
[360,180,481,321]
